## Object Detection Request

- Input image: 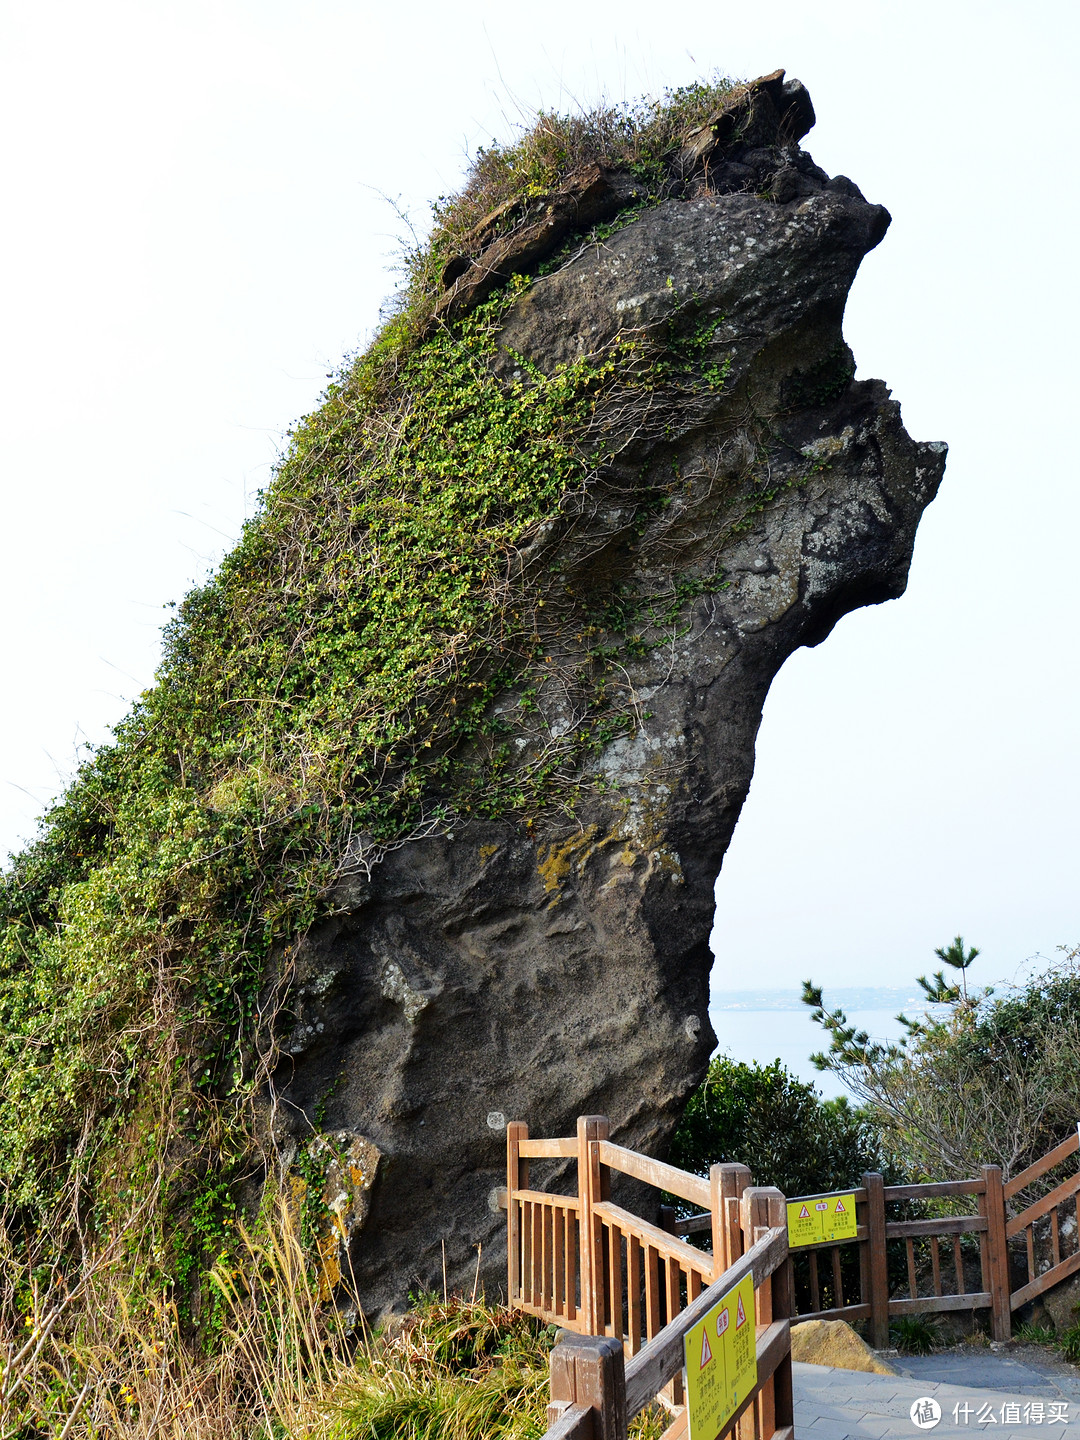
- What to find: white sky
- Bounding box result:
[1,0,1076,1003]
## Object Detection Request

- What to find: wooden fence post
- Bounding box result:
[741,1188,787,1440]
[712,1162,752,1280]
[981,1164,1012,1342]
[577,1115,610,1337]
[863,1171,890,1350]
[548,1333,627,1440]
[507,1121,528,1307]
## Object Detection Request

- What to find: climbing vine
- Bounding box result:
[0,72,818,1324]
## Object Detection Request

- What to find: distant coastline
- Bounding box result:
[710,986,932,1013]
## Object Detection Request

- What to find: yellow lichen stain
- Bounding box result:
[317,1231,342,1296]
[537,824,599,893]
[287,1134,381,1301]
[478,844,498,863]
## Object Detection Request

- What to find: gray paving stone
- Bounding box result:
[791,1359,1080,1438]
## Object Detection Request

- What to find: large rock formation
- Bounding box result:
[269,73,946,1314]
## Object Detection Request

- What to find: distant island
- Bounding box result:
[711,987,938,1013]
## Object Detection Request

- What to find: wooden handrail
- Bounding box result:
[592,1200,712,1274]
[675,1210,711,1235]
[885,1179,984,1199]
[520,1137,579,1159]
[1007,1168,1080,1236]
[1004,1130,1079,1201]
[597,1140,711,1209]
[789,1186,869,1205]
[543,1404,592,1440]
[623,1225,787,1417]
[513,1188,581,1210]
[886,1216,987,1239]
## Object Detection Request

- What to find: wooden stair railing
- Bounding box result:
[508,1114,1080,1433]
[543,1221,793,1440]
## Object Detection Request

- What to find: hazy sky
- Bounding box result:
[2,0,1076,1003]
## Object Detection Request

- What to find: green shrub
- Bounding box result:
[1059,1325,1080,1366]
[890,1315,941,1354]
[668,1054,890,1197]
[1014,1322,1057,1345]
[805,947,1080,1183]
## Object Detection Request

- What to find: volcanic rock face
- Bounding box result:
[270,77,946,1315]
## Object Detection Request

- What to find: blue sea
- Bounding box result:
[707,987,938,1101]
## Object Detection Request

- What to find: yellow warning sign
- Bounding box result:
[786,1192,858,1248]
[684,1272,757,1440]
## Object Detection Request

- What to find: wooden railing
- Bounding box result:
[544,1222,793,1440]
[774,1169,1011,1344]
[507,1117,754,1352]
[507,1118,1080,1434]
[507,1116,793,1438]
[1005,1127,1080,1310]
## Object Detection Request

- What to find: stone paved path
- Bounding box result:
[794,1351,1080,1440]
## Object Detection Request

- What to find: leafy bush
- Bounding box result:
[804,946,1080,1183]
[668,1054,891,1197]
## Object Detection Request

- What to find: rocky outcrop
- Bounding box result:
[266,75,946,1316]
[790,1319,899,1374]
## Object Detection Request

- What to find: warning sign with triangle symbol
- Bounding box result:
[799,1205,810,1219]
[683,1273,757,1439]
[834,1199,847,1213]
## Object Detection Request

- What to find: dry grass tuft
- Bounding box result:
[1,1190,670,1439]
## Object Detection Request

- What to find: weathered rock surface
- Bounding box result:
[267,76,946,1316]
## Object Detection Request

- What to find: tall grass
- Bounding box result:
[0,1192,667,1439]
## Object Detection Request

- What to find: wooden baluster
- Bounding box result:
[522,1199,533,1306]
[644,1244,661,1341]
[541,1202,550,1313]
[627,1233,643,1353]
[567,1209,579,1324]
[608,1222,624,1344]
[665,1260,684,1406]
[1051,1208,1061,1268]
[506,1121,528,1307]
[809,1251,820,1313]
[532,1202,544,1309]
[906,1238,918,1300]
[553,1205,566,1318]
[831,1246,844,1310]
[953,1235,966,1294]
[931,1236,942,1296]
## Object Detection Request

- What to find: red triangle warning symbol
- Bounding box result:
[735,1293,747,1328]
[834,1199,847,1213]
[700,1329,713,1368]
[799,1205,810,1219]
